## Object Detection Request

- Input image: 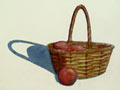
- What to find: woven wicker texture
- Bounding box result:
[48,4,114,79]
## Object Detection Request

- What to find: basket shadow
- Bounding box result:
[8,40,59,82]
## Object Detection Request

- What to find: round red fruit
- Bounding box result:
[53,41,70,50]
[71,44,85,50]
[58,67,77,86]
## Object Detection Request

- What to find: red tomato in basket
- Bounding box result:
[54,41,85,51]
[71,44,85,50]
[53,41,71,50]
[58,67,78,86]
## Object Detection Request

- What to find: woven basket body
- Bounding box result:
[48,42,114,78]
[48,5,114,79]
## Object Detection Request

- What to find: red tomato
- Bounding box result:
[58,67,77,86]
[71,44,85,50]
[53,41,71,51]
[54,41,85,51]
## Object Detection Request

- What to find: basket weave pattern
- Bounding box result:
[48,5,114,79]
[48,42,114,78]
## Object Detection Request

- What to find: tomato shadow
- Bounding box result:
[8,40,59,82]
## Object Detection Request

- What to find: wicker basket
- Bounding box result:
[48,4,114,79]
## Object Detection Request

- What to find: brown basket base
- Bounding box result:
[77,71,105,79]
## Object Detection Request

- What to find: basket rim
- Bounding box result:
[47,41,114,53]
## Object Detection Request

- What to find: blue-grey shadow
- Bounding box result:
[8,40,59,82]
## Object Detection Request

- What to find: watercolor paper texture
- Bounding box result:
[0,0,120,90]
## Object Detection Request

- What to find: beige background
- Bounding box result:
[0,0,120,90]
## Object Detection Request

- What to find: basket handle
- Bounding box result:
[68,4,92,48]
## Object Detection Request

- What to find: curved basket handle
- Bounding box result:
[68,4,92,48]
